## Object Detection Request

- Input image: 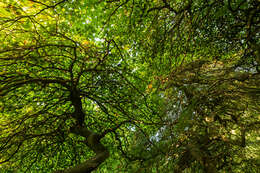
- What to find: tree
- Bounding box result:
[0,0,259,173]
[102,0,260,172]
[0,1,157,172]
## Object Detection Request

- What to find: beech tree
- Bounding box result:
[0,0,259,173]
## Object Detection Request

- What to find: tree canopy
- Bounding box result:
[0,0,259,173]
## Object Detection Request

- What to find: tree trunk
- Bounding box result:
[54,126,109,173]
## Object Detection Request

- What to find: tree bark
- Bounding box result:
[54,126,109,173]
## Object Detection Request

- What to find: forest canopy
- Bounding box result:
[0,0,259,173]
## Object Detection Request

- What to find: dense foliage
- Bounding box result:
[0,0,259,173]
